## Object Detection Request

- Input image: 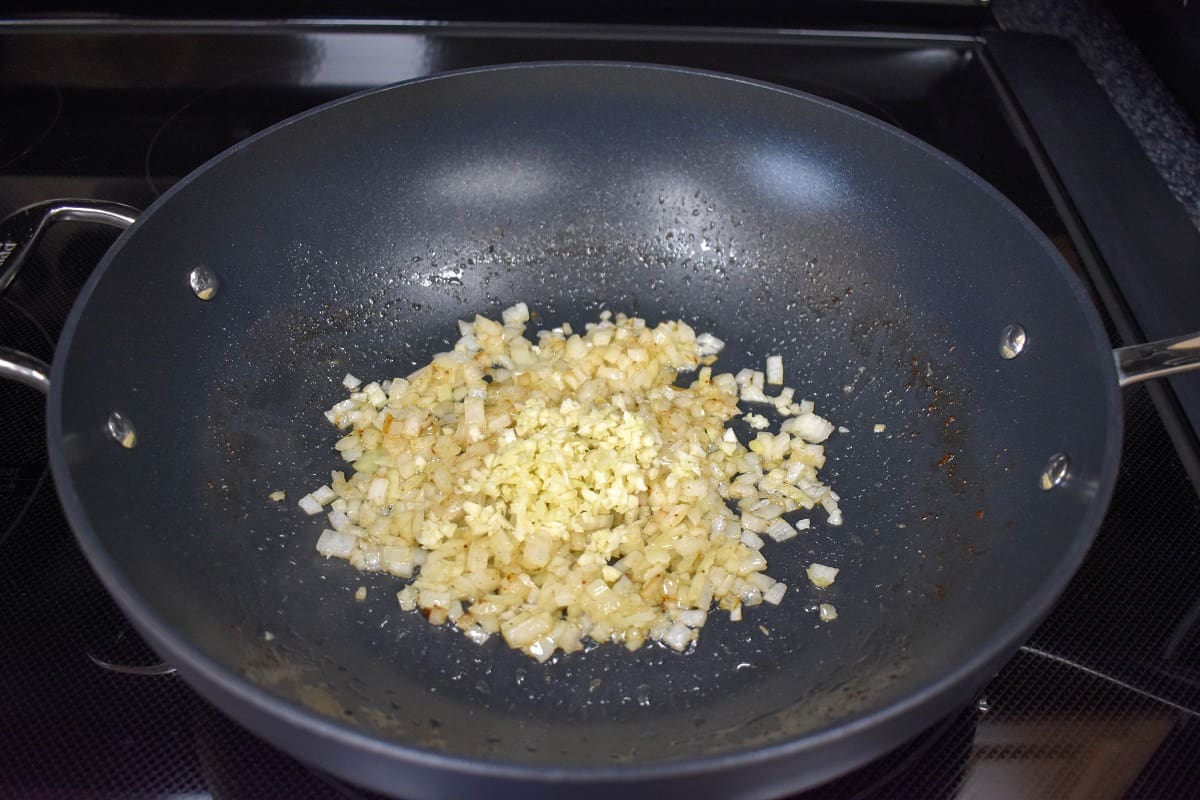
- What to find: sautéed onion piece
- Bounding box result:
[301,306,842,661]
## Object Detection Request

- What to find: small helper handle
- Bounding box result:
[1114,333,1200,386]
[0,199,139,394]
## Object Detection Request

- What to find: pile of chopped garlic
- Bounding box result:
[300,305,841,662]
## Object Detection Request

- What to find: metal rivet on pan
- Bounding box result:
[106,410,137,448]
[999,324,1027,359]
[1040,453,1069,490]
[188,266,219,300]
[976,697,991,715]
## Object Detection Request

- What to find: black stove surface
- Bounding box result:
[1,21,1199,800]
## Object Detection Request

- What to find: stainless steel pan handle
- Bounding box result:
[0,199,139,394]
[0,199,138,295]
[0,347,51,394]
[1114,333,1200,386]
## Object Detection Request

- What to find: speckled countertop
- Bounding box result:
[994,0,1200,230]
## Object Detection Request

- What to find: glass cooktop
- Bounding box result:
[1,19,1198,800]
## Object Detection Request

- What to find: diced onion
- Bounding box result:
[298,494,323,516]
[663,623,693,651]
[463,627,491,645]
[696,333,725,356]
[764,519,797,542]
[740,530,764,550]
[501,302,529,326]
[317,529,356,558]
[763,582,787,605]
[783,413,835,444]
[744,413,769,430]
[302,307,844,661]
[807,563,840,588]
[765,355,783,385]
